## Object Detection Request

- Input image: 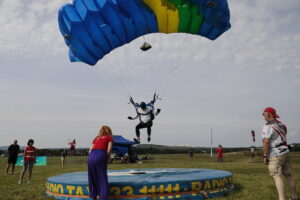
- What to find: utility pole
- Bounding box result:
[210,128,213,158]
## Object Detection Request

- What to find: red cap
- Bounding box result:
[264,107,280,118]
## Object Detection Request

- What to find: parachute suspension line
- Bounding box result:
[173,35,205,72]
[169,33,190,72]
[154,34,163,98]
[121,43,133,98]
[152,33,165,98]
[149,34,159,96]
[156,33,164,96]
[113,43,132,99]
[158,33,190,99]
[167,33,189,72]
[161,37,208,99]
[156,4,181,99]
[129,97,142,123]
[146,35,157,96]
[151,33,170,99]
[139,34,158,98]
[117,74,131,99]
[103,55,131,99]
[100,59,130,99]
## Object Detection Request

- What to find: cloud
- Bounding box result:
[191,0,300,71]
[1,0,299,71]
[0,0,70,58]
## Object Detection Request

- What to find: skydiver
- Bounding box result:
[128,94,161,143]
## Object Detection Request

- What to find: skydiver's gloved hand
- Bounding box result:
[152,93,157,104]
[129,97,134,105]
[157,109,161,114]
[128,116,133,120]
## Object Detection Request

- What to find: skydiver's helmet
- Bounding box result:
[140,102,147,110]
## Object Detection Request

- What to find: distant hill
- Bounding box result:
[0,146,8,150]
[1,143,298,157]
[0,146,25,151]
[131,144,253,154]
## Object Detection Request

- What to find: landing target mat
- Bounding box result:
[46,168,234,200]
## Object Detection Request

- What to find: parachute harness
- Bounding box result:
[129,97,142,123]
[129,93,160,123]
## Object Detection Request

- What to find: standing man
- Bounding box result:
[188,147,194,159]
[250,146,255,159]
[5,140,20,175]
[261,107,298,200]
[61,149,67,167]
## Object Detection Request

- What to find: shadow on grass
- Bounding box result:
[233,183,244,192]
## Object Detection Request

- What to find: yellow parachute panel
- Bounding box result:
[143,0,179,33]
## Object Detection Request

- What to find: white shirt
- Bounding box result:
[136,106,154,123]
[261,121,289,158]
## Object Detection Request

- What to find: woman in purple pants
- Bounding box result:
[88,126,113,200]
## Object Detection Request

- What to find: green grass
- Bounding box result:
[0,153,299,200]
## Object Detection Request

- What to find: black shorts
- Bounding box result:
[70,147,75,151]
[8,155,18,164]
[137,120,153,128]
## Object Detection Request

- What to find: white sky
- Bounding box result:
[0,0,299,148]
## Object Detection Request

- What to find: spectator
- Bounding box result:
[61,149,67,166]
[216,145,223,162]
[188,147,194,159]
[122,153,129,164]
[251,147,255,159]
[19,139,37,184]
[88,126,113,200]
[262,107,298,200]
[69,139,76,156]
[5,140,20,175]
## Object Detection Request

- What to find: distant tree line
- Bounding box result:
[0,143,299,157]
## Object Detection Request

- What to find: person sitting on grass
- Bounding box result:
[122,153,129,164]
[19,139,37,184]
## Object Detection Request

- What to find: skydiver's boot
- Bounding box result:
[134,137,140,143]
[135,127,141,143]
[147,126,151,143]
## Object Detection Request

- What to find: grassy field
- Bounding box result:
[0,153,299,200]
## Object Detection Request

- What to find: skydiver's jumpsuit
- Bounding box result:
[133,102,157,138]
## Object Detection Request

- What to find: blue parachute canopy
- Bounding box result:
[58,0,231,65]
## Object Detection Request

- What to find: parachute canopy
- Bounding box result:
[58,0,231,66]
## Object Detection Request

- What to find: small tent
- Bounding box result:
[112,135,138,157]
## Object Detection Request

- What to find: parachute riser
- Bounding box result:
[129,97,142,123]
